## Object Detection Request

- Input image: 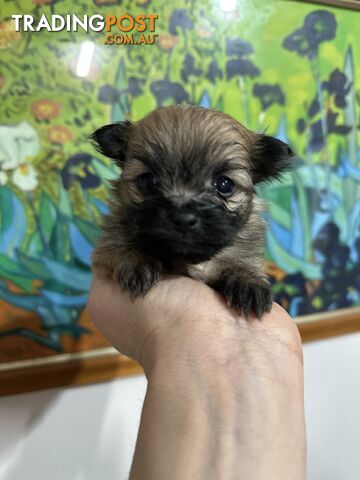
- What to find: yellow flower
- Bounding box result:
[31,99,61,121]
[0,20,21,49]
[47,125,74,144]
[158,34,179,51]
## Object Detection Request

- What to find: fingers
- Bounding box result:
[87,274,212,361]
[87,275,142,359]
[87,275,303,370]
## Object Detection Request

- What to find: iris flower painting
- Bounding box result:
[0,0,359,372]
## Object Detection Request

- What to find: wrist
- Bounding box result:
[141,302,303,387]
[141,339,305,480]
[139,310,306,480]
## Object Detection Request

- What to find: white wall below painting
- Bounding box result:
[0,375,147,480]
[304,332,360,480]
[1,333,360,480]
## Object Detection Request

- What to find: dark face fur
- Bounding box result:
[91,105,292,266]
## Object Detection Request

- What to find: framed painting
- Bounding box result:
[0,0,359,395]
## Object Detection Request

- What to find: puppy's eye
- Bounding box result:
[137,172,157,193]
[214,176,235,197]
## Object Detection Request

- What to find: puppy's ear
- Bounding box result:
[251,134,294,184]
[90,121,132,165]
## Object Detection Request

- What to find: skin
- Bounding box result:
[88,275,306,480]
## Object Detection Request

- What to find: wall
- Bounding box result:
[304,333,360,480]
[0,375,147,480]
[1,334,360,480]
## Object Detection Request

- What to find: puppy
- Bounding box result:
[91,105,293,318]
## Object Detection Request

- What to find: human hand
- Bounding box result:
[88,274,302,375]
[88,275,306,480]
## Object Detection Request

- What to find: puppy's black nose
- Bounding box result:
[172,210,199,231]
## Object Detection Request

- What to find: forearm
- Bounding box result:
[87,278,306,479]
[129,340,306,480]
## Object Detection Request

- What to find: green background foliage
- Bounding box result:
[0,0,359,356]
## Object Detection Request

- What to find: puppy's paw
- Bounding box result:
[215,275,273,319]
[114,260,162,298]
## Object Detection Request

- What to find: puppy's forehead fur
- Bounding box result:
[125,105,254,179]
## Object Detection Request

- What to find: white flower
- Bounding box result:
[0,121,40,170]
[12,163,38,191]
[0,170,8,185]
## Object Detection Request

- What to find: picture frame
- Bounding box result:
[1,308,359,396]
[1,0,359,396]
[301,0,360,10]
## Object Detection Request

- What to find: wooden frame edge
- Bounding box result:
[0,353,143,397]
[1,307,359,396]
[297,307,360,342]
[299,0,360,10]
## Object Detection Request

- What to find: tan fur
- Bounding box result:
[188,198,267,283]
[91,105,291,316]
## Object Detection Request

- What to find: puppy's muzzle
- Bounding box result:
[171,208,199,233]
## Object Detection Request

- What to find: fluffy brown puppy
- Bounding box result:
[91,105,293,318]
